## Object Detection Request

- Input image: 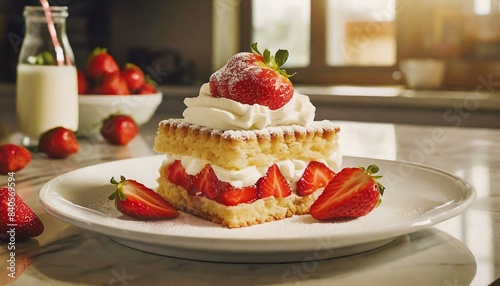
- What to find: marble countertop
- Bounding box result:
[1,101,500,285]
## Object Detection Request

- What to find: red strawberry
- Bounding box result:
[215,185,258,206]
[109,176,179,220]
[166,160,194,190]
[309,165,385,221]
[77,69,88,94]
[0,251,35,283]
[209,42,294,110]
[256,164,292,198]
[0,144,31,174]
[121,63,145,92]
[99,72,130,95]
[86,47,120,79]
[0,187,44,240]
[100,114,138,145]
[38,127,79,159]
[296,161,336,196]
[137,83,157,95]
[188,164,220,199]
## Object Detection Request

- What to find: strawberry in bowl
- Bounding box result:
[78,48,162,132]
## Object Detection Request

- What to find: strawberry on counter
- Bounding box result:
[38,127,79,159]
[100,114,139,145]
[0,144,31,174]
[0,187,44,241]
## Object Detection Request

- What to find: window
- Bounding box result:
[252,0,310,67]
[241,0,500,87]
[326,0,396,66]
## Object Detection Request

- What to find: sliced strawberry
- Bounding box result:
[166,160,194,190]
[188,164,220,199]
[0,187,44,241]
[309,165,385,221]
[296,161,336,196]
[0,144,31,174]
[215,185,258,206]
[256,164,292,199]
[38,127,79,159]
[209,42,294,110]
[100,114,138,145]
[109,176,179,219]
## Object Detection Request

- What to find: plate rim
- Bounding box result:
[39,155,476,254]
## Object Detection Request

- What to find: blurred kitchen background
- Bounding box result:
[0,0,499,128]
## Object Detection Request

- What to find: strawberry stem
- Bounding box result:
[109,176,127,201]
[360,165,385,195]
[250,42,295,79]
[90,47,107,57]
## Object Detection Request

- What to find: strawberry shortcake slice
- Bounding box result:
[153,44,341,228]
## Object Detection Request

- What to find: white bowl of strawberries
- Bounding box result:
[77,48,162,132]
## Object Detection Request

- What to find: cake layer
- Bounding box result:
[153,119,340,170]
[157,164,322,228]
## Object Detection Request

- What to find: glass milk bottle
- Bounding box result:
[16,6,78,145]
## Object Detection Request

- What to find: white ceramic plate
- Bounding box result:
[39,155,475,263]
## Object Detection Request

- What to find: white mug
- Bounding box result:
[400,59,445,89]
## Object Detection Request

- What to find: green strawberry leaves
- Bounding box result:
[360,164,385,196]
[109,176,127,201]
[251,42,295,79]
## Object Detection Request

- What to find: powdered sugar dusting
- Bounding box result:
[209,51,294,110]
[42,153,473,259]
[160,119,340,140]
[210,52,262,87]
[92,198,424,240]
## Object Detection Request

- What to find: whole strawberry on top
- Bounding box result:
[209,42,295,110]
[310,165,385,221]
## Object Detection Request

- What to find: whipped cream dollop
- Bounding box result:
[182,83,316,130]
